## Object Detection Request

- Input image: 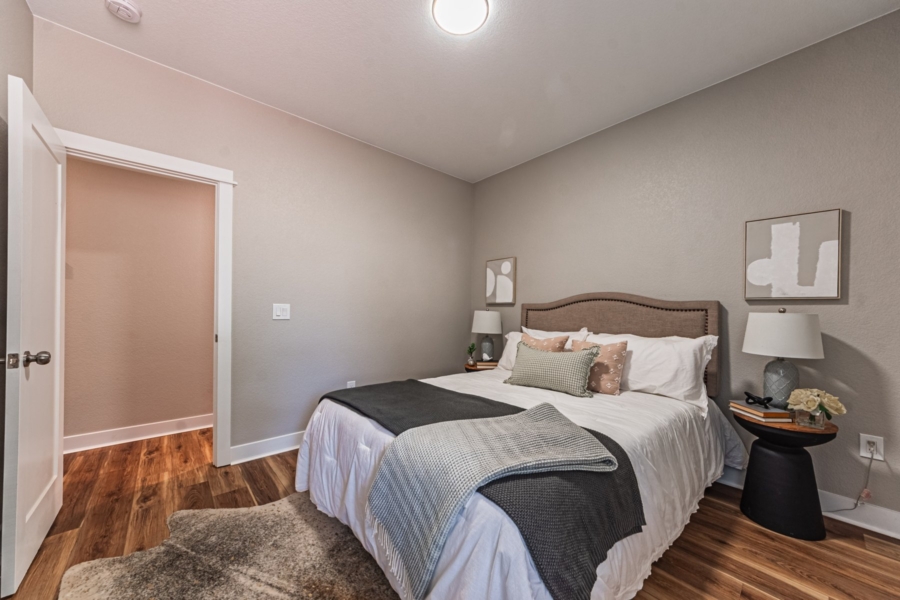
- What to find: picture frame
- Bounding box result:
[744,209,842,300]
[486,257,516,306]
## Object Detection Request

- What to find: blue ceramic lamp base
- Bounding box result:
[480,335,495,361]
[763,358,799,409]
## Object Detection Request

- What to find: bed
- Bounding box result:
[296,293,747,600]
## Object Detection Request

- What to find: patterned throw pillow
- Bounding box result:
[571,340,628,396]
[505,343,599,398]
[522,333,569,352]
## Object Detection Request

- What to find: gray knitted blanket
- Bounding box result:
[366,402,619,600]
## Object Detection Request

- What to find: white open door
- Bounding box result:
[1,75,66,596]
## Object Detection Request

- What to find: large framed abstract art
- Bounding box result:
[745,209,842,300]
[486,257,516,306]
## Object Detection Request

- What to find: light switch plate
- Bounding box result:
[273,304,290,320]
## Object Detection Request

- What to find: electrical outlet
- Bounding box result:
[347,381,356,388]
[860,434,884,461]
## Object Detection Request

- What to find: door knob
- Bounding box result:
[23,351,51,367]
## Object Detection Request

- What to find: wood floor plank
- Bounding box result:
[168,466,210,514]
[699,497,900,587]
[864,533,900,562]
[213,487,257,509]
[177,481,215,511]
[123,480,171,555]
[48,447,108,536]
[277,448,298,470]
[168,431,207,476]
[196,427,214,463]
[264,454,295,495]
[240,459,288,505]
[66,441,141,568]
[647,567,719,599]
[654,544,743,599]
[740,583,783,600]
[11,530,78,600]
[136,435,173,487]
[689,505,900,599]
[206,463,248,497]
[674,532,828,600]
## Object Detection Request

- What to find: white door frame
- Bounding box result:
[55,129,236,467]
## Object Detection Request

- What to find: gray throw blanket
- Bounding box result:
[366,403,619,600]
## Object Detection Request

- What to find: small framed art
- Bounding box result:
[745,209,841,300]
[486,257,516,306]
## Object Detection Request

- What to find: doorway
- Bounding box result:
[64,159,216,452]
[58,129,235,467]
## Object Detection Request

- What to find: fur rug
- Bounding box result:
[59,493,398,599]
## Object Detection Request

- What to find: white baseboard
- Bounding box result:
[230,430,304,465]
[64,413,213,454]
[717,466,900,540]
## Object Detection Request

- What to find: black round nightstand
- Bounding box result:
[733,412,837,541]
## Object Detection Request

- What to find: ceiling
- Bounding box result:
[28,1,900,182]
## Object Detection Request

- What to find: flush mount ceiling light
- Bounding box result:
[433,0,489,35]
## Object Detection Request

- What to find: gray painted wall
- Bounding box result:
[33,19,475,447]
[471,12,900,510]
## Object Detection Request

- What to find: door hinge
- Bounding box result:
[215,334,218,343]
[7,354,19,369]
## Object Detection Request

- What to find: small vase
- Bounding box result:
[467,356,476,366]
[794,408,825,430]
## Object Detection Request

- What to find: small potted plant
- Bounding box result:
[788,388,846,429]
[466,343,477,366]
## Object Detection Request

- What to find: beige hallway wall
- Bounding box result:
[33,18,475,447]
[471,12,900,510]
[65,158,215,436]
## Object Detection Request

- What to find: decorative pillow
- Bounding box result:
[505,343,600,398]
[521,327,589,350]
[570,340,628,395]
[522,333,568,352]
[584,333,718,415]
[498,327,589,370]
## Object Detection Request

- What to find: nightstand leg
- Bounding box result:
[740,439,826,541]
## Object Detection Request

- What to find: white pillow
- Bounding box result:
[585,333,718,415]
[497,327,589,371]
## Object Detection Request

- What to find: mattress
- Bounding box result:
[296,369,747,600]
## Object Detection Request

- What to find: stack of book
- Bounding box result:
[472,361,498,370]
[729,399,792,423]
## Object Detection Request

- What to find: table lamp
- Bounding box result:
[472,310,502,361]
[742,310,824,408]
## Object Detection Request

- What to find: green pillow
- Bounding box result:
[505,343,599,398]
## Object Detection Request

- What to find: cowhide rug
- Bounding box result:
[59,493,398,599]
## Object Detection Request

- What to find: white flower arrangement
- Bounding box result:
[787,388,847,420]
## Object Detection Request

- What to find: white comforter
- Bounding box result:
[296,369,746,600]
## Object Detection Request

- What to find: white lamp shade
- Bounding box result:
[472,310,502,334]
[742,313,824,359]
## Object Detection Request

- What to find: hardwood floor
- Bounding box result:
[11,429,900,599]
[12,429,296,599]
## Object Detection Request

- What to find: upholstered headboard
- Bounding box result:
[521,292,721,397]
